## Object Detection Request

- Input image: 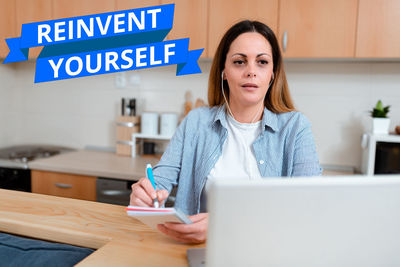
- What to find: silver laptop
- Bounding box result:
[193,176,400,267]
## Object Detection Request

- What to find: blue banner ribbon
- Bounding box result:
[35,39,203,82]
[3,4,204,82]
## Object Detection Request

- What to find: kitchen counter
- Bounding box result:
[28,150,357,181]
[0,189,201,266]
[29,150,160,181]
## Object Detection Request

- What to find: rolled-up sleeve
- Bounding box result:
[291,118,322,177]
[153,116,186,193]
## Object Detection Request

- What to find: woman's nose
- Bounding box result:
[246,64,257,78]
[247,72,256,78]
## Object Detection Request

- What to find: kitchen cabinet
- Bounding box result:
[2,0,400,60]
[116,0,160,10]
[15,0,53,59]
[161,0,208,57]
[0,0,16,59]
[278,0,358,58]
[31,170,96,201]
[208,0,278,58]
[15,0,52,30]
[118,0,208,57]
[0,0,53,60]
[356,0,400,58]
[52,0,115,19]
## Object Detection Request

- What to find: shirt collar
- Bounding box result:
[213,105,228,129]
[213,104,279,132]
[262,107,279,132]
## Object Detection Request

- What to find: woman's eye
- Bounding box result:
[258,60,268,65]
[233,60,245,65]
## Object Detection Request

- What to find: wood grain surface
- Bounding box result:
[0,189,202,266]
[29,150,159,181]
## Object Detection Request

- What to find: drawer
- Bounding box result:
[31,170,96,201]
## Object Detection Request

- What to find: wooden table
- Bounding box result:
[0,189,203,266]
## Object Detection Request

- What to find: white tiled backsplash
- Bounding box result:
[0,60,399,171]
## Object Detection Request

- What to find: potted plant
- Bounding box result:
[370,100,390,134]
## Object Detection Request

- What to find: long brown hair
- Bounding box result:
[208,20,295,113]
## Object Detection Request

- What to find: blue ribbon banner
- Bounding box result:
[3,4,204,83]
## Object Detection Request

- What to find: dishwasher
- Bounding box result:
[97,177,178,206]
[96,177,135,206]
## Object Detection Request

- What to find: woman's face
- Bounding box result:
[223,32,274,109]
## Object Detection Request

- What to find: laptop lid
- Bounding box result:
[206,176,400,267]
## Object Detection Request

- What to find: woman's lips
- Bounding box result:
[242,83,258,90]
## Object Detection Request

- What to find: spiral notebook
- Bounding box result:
[126,206,192,229]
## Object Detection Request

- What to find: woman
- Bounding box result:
[130,20,322,244]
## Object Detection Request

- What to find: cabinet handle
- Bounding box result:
[55,183,72,189]
[100,190,130,196]
[117,140,134,146]
[282,31,288,52]
[116,122,139,127]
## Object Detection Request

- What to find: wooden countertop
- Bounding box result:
[28,150,356,181]
[0,189,202,266]
[29,150,160,181]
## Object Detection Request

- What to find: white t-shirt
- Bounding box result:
[205,113,263,193]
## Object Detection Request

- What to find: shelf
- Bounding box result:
[367,133,400,143]
[131,133,172,157]
[132,133,172,141]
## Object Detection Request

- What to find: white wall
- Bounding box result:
[1,60,399,171]
[7,61,210,149]
[0,61,17,147]
[286,61,400,169]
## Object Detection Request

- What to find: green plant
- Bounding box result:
[370,100,390,118]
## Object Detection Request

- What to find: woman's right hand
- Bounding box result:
[129,177,169,207]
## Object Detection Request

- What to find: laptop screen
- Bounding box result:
[205,176,400,267]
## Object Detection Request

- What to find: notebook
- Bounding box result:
[200,176,400,267]
[126,206,192,229]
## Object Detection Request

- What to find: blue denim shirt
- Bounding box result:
[153,105,322,215]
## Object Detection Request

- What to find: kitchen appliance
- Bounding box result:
[143,142,155,155]
[0,145,74,192]
[96,178,177,206]
[96,177,135,205]
[140,112,159,135]
[160,113,178,136]
[361,133,400,175]
[121,98,136,116]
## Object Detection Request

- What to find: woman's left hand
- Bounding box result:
[157,213,208,244]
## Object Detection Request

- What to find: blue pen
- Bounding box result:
[146,163,159,208]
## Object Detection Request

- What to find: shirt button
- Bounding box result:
[259,160,264,165]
